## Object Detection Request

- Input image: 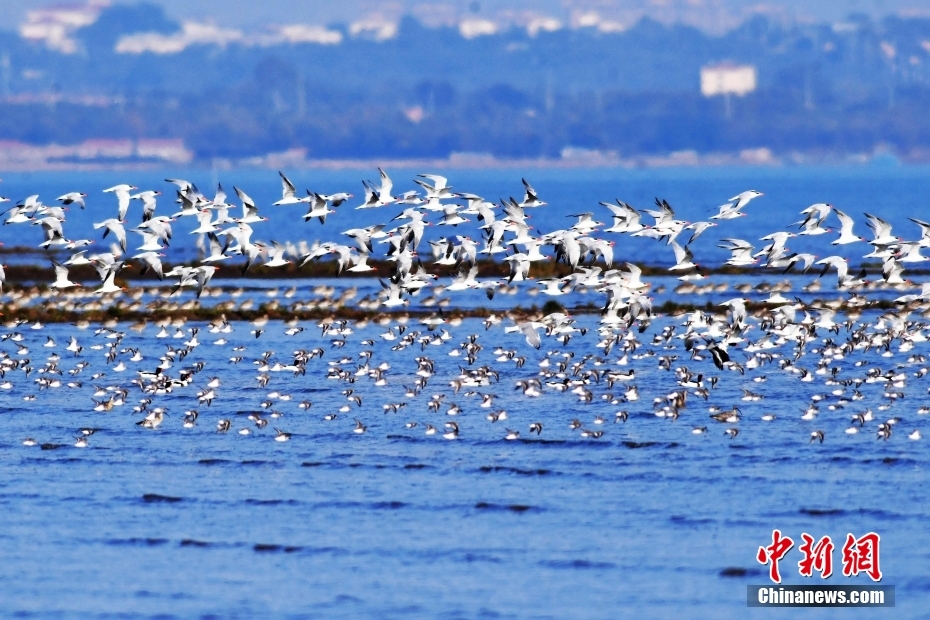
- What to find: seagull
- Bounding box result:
[58,192,87,209]
[831,208,864,245]
[518,321,542,349]
[601,200,644,234]
[273,171,308,206]
[49,262,80,289]
[302,193,335,224]
[131,190,161,221]
[262,242,292,268]
[728,190,763,211]
[94,265,125,295]
[103,184,137,221]
[414,174,453,200]
[132,251,165,280]
[519,178,546,208]
[93,219,127,252]
[669,242,697,271]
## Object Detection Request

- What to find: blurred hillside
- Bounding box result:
[2,2,930,166]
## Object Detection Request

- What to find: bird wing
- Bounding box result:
[378,168,393,197]
[833,208,855,232]
[865,213,892,240]
[519,322,541,349]
[213,183,226,206]
[53,262,69,283]
[522,178,538,201]
[418,174,448,190]
[234,186,255,210]
[279,172,297,200]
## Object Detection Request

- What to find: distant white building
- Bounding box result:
[700,63,757,97]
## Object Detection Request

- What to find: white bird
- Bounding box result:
[94,265,124,295]
[93,218,127,252]
[519,178,546,208]
[302,193,335,224]
[832,208,864,245]
[262,242,292,268]
[728,189,763,211]
[103,184,137,221]
[669,242,697,271]
[414,174,453,200]
[49,262,80,289]
[58,192,87,209]
[273,171,307,205]
[865,213,898,246]
[518,321,542,349]
[131,190,161,221]
[437,205,470,226]
[600,200,643,234]
[132,251,165,280]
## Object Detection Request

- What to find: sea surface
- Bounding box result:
[1,164,929,618]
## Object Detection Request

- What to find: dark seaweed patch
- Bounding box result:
[475,502,535,513]
[252,543,303,553]
[179,539,211,547]
[720,567,761,577]
[372,501,406,509]
[142,493,183,503]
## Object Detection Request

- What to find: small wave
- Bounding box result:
[244,499,300,506]
[622,441,657,449]
[301,461,325,467]
[108,538,169,547]
[198,458,230,465]
[669,515,715,525]
[539,559,616,570]
[39,443,65,450]
[142,493,183,503]
[799,508,845,517]
[403,463,430,469]
[478,466,553,476]
[462,553,503,564]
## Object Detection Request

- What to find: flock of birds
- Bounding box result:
[1,170,930,449]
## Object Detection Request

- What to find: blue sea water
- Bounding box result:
[0,164,928,618]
